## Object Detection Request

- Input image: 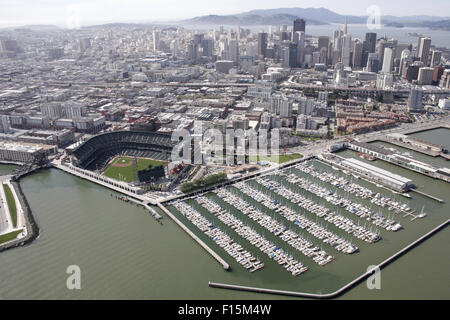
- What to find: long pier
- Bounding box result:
[410,189,445,203]
[156,203,230,270]
[209,219,450,299]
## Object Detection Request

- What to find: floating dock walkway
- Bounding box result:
[411,189,444,203]
[157,203,230,270]
[209,219,450,299]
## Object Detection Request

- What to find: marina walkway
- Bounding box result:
[209,218,450,299]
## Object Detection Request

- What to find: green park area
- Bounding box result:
[3,184,17,228]
[0,230,22,245]
[103,157,166,183]
[180,172,228,193]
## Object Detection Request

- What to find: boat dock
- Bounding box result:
[156,203,230,270]
[208,218,450,299]
[410,189,445,203]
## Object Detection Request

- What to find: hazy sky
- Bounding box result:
[1,0,450,27]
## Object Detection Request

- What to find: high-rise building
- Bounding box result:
[201,38,214,57]
[366,53,379,73]
[293,19,306,33]
[365,32,377,53]
[352,40,363,68]
[431,50,442,67]
[0,115,12,134]
[152,30,160,51]
[407,87,424,112]
[341,34,352,67]
[228,39,239,63]
[318,36,329,65]
[257,32,268,58]
[382,47,394,73]
[417,37,431,66]
[418,67,434,85]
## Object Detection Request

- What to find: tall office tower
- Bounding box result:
[170,40,178,57]
[377,40,387,71]
[193,34,204,46]
[281,31,290,41]
[0,115,12,134]
[152,30,160,51]
[293,18,306,33]
[41,103,62,120]
[382,47,394,73]
[297,32,305,67]
[257,32,268,58]
[187,41,198,62]
[333,30,343,54]
[281,46,290,68]
[292,31,300,43]
[431,50,442,67]
[201,38,214,57]
[395,43,411,60]
[361,40,370,68]
[228,39,239,63]
[366,53,379,73]
[318,36,329,65]
[400,49,412,76]
[78,38,91,53]
[417,37,432,66]
[341,34,352,67]
[288,42,298,67]
[365,32,377,53]
[418,67,434,85]
[352,40,363,68]
[407,87,424,112]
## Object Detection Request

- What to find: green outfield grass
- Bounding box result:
[0,229,22,245]
[103,157,166,182]
[3,184,17,228]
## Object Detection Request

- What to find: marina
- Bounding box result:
[0,129,448,299]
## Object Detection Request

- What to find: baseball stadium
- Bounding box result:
[71,131,176,183]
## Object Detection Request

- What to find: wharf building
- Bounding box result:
[0,141,47,163]
[349,141,450,183]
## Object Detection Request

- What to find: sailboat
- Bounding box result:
[418,206,427,219]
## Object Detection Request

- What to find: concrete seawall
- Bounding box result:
[209,219,450,299]
[157,203,230,270]
[0,181,39,253]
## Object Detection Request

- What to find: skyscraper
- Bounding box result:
[417,37,432,67]
[293,19,306,33]
[341,34,352,67]
[382,47,394,73]
[257,32,268,58]
[318,36,329,65]
[365,32,377,53]
[352,40,363,68]
[431,50,442,67]
[407,87,424,112]
[152,30,160,51]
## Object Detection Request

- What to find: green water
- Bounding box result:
[0,128,448,299]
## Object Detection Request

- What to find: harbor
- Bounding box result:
[0,128,448,299]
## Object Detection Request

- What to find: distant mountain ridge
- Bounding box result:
[181,7,450,29]
[182,13,326,26]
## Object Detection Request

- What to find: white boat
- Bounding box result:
[418,206,427,219]
[401,193,411,199]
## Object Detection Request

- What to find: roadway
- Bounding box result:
[284,116,450,157]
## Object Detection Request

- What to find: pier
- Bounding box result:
[208,218,450,299]
[410,189,445,203]
[156,203,230,270]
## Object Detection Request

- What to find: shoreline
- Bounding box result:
[0,180,40,253]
